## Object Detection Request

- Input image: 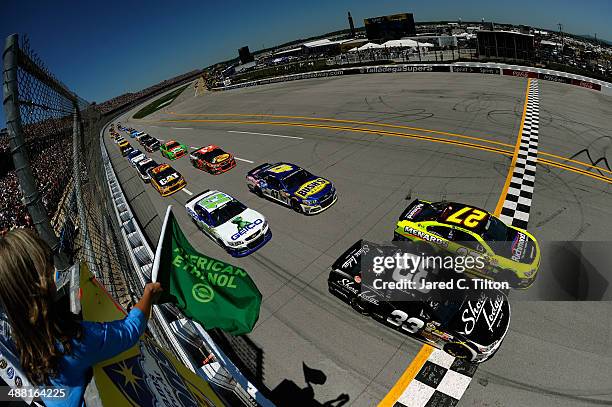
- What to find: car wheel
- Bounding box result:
[253,187,263,197]
[443,342,475,361]
[291,200,303,213]
[498,269,520,289]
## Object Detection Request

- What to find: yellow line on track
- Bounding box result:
[493,78,532,216]
[166,111,515,148]
[156,117,612,184]
[539,158,612,184]
[377,345,434,407]
[156,113,612,177]
[159,118,515,157]
[152,84,612,407]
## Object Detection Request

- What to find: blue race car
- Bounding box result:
[246,162,337,214]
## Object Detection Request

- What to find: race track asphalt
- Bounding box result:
[106,72,612,406]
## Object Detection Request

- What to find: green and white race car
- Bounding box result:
[160,139,188,160]
[185,190,272,257]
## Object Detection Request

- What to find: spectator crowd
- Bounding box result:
[95,70,201,114]
[0,68,203,233]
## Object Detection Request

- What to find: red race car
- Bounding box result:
[189,145,236,174]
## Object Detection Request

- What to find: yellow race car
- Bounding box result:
[394,199,540,288]
[149,164,186,197]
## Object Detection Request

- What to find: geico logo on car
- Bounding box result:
[295,178,329,198]
[231,218,263,241]
[159,173,178,186]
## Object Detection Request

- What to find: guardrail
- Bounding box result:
[100,120,273,407]
[214,61,612,96]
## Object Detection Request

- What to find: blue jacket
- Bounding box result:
[42,308,146,407]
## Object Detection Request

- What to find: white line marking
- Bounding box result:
[235,157,254,163]
[182,188,193,196]
[227,130,303,140]
[149,125,158,128]
[157,99,174,108]
[172,127,192,130]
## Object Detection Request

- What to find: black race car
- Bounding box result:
[135,158,159,183]
[138,134,152,146]
[142,136,161,152]
[328,240,511,363]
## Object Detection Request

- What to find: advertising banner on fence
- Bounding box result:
[79,263,225,407]
[362,64,451,74]
[453,66,500,75]
[537,73,571,84]
[571,78,601,91]
[502,68,538,78]
[217,64,606,94]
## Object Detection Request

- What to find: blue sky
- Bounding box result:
[2,0,611,127]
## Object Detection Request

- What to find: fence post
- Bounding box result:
[2,33,70,272]
[71,106,98,278]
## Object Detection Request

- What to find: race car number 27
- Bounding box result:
[387,310,424,334]
[446,207,487,229]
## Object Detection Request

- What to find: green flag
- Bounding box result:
[152,206,262,335]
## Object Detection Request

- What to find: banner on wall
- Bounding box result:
[79,263,226,406]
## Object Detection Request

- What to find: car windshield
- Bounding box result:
[138,161,157,174]
[282,169,312,190]
[431,300,464,325]
[165,141,180,150]
[209,200,246,227]
[202,149,227,163]
[153,167,178,180]
[482,216,509,241]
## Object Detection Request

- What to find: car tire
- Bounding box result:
[443,342,475,361]
[291,199,303,213]
[252,187,263,197]
[498,269,520,289]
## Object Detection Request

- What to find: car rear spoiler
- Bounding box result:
[399,199,429,221]
[185,189,211,207]
[247,163,271,176]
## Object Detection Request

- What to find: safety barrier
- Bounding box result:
[100,119,273,407]
[214,61,612,96]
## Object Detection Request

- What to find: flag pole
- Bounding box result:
[152,205,173,282]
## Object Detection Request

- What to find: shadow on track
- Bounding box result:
[270,362,349,407]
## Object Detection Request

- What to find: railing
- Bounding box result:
[2,33,267,406]
[214,61,612,96]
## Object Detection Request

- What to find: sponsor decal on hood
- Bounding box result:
[455,294,508,346]
[295,178,330,198]
[158,173,179,186]
[213,209,265,242]
[213,153,230,163]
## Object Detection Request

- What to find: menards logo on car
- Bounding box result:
[403,227,448,247]
[295,178,329,198]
